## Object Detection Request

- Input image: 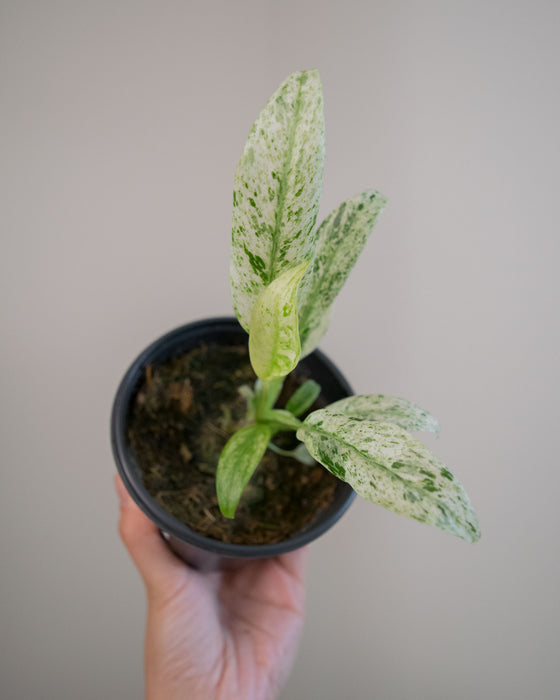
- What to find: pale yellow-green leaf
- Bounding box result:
[249,261,309,381]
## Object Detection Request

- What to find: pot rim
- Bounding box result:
[111,316,356,560]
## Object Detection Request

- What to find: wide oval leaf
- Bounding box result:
[324,394,440,434]
[297,412,480,542]
[299,190,387,355]
[231,69,325,330]
[249,261,308,381]
[216,423,273,518]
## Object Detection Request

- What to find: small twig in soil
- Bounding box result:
[203,508,216,523]
[204,421,230,439]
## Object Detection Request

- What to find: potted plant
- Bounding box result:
[111,69,480,570]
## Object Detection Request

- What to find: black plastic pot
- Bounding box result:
[111,317,356,570]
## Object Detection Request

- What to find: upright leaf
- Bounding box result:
[324,394,440,434]
[231,69,325,330]
[249,261,309,381]
[298,190,387,355]
[216,423,273,518]
[297,411,480,543]
[285,379,321,417]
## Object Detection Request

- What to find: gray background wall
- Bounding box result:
[2,1,559,698]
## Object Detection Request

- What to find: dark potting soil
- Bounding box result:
[126,342,339,545]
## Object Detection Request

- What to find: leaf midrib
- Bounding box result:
[301,421,449,501]
[267,73,305,285]
[301,421,474,541]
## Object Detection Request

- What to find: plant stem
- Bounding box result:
[267,442,299,458]
[268,440,315,465]
[254,377,284,422]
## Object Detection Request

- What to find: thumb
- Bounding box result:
[115,474,188,598]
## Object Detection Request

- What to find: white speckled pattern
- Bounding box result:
[298,411,480,543]
[299,190,387,355]
[230,69,324,330]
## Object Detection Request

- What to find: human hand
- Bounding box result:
[115,475,307,700]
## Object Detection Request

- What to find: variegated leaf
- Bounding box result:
[297,412,480,543]
[324,394,440,434]
[231,69,325,330]
[299,190,387,355]
[249,261,309,381]
[216,423,273,518]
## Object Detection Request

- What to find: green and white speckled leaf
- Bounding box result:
[231,69,325,330]
[298,190,387,355]
[249,261,309,381]
[297,412,480,542]
[216,423,273,518]
[324,394,440,434]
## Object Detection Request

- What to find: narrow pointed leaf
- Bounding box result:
[324,394,440,434]
[285,379,321,417]
[216,424,273,518]
[249,261,309,381]
[231,69,325,330]
[297,412,480,542]
[299,190,387,355]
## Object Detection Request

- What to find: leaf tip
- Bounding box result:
[467,519,482,544]
[219,503,236,520]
